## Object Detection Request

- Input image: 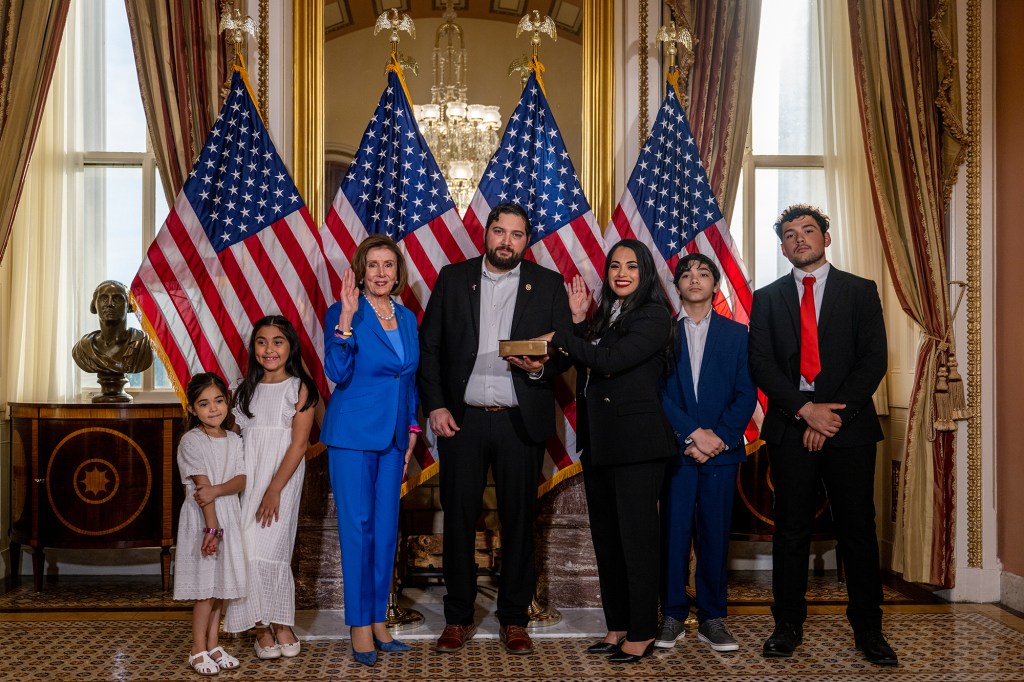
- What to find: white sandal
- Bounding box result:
[209,646,240,670]
[188,650,220,676]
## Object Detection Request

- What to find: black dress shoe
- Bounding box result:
[585,641,620,655]
[762,623,803,658]
[608,641,655,663]
[856,630,898,666]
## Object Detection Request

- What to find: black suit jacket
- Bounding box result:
[748,266,887,447]
[550,302,675,466]
[418,256,573,444]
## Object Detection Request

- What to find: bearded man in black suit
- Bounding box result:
[418,202,572,656]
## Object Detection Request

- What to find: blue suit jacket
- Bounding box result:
[321,296,419,452]
[661,311,757,466]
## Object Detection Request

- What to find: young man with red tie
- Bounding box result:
[748,204,897,666]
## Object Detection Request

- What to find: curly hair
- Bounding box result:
[772,204,830,240]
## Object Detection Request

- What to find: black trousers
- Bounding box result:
[438,407,543,627]
[768,430,884,633]
[583,458,667,641]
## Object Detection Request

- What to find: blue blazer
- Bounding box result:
[321,296,419,452]
[661,311,757,466]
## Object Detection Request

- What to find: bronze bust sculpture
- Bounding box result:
[72,280,153,402]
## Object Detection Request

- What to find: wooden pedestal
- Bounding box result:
[8,401,185,591]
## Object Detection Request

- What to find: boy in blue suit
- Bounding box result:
[656,253,757,652]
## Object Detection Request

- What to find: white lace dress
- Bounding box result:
[172,429,247,601]
[224,377,305,632]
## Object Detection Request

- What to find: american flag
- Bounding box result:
[463,69,607,495]
[132,68,332,405]
[604,81,753,324]
[321,65,467,494]
[604,79,760,443]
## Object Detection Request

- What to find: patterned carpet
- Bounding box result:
[3,573,1018,680]
[2,610,1023,681]
[0,570,921,613]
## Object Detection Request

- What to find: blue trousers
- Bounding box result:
[328,444,404,627]
[660,461,738,623]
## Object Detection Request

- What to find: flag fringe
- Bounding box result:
[131,293,186,409]
[536,460,582,498]
[401,460,440,498]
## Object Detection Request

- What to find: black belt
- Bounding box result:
[466,404,513,412]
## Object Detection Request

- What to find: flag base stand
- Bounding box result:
[526,596,561,629]
[385,590,425,632]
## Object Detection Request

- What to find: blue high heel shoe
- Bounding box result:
[351,648,378,666]
[350,627,378,666]
[374,635,411,652]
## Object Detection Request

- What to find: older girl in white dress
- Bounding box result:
[174,372,247,676]
[223,315,318,660]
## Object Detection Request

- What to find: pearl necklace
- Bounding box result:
[364,292,396,321]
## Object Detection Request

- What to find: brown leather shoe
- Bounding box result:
[499,624,534,655]
[435,623,477,652]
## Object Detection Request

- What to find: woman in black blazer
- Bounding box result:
[543,239,676,663]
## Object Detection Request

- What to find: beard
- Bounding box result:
[789,247,825,268]
[485,244,525,271]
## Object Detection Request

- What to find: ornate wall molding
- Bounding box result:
[582,0,614,229]
[965,0,981,568]
[258,0,269,119]
[292,0,323,223]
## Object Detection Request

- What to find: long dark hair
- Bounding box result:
[234,315,320,418]
[587,239,675,345]
[183,371,233,432]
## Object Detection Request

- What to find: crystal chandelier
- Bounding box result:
[413,2,501,213]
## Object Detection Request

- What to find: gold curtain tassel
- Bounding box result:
[945,354,971,420]
[933,349,955,431]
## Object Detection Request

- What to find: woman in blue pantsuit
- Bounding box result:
[322,235,419,667]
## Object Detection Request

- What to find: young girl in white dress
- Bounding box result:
[223,315,319,660]
[173,372,247,676]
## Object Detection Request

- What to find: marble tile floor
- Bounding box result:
[2,575,1023,681]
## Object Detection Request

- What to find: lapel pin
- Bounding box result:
[472,284,477,291]
[525,283,532,291]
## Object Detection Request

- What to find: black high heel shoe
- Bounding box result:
[585,639,622,655]
[608,640,655,663]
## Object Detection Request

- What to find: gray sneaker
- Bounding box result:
[654,615,686,649]
[698,618,739,652]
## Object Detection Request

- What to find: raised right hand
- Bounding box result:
[429,408,460,438]
[567,275,590,323]
[340,269,359,316]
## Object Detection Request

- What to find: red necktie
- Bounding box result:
[800,276,820,384]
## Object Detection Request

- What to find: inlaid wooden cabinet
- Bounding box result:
[8,402,185,591]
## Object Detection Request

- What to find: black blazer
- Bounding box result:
[550,301,675,466]
[748,266,887,447]
[418,256,573,444]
